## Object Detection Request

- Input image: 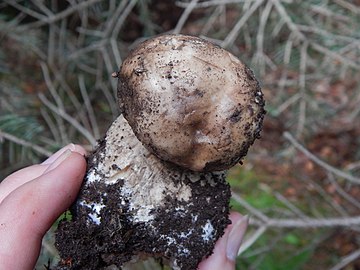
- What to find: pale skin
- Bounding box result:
[0,144,247,270]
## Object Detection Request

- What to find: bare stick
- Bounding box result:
[271,0,305,40]
[250,215,360,228]
[38,93,97,146]
[101,47,118,97]
[253,0,273,75]
[4,0,47,20]
[232,192,270,222]
[19,0,103,29]
[173,0,199,34]
[78,75,100,139]
[273,93,300,116]
[327,173,360,210]
[40,62,68,144]
[110,38,122,67]
[221,0,264,48]
[333,0,360,14]
[310,42,360,70]
[102,0,129,38]
[31,0,54,17]
[0,130,52,157]
[283,132,360,184]
[97,82,119,119]
[329,248,360,270]
[111,0,137,39]
[295,42,308,138]
[40,108,59,142]
[274,192,308,219]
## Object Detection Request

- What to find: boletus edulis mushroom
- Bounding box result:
[55,34,265,270]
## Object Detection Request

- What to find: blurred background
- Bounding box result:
[0,0,360,269]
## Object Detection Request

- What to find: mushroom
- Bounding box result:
[118,34,264,172]
[55,34,265,270]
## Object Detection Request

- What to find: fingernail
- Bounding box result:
[226,215,249,262]
[42,144,76,164]
[43,149,72,173]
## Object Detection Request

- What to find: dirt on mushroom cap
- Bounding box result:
[118,34,266,172]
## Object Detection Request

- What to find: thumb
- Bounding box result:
[198,212,248,270]
[0,151,86,270]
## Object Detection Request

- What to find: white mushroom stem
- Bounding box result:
[84,114,226,226]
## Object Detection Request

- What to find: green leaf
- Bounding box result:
[284,233,301,246]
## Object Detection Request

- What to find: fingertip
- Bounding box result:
[229,212,244,225]
[41,143,87,165]
[197,212,248,270]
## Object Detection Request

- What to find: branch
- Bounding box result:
[251,215,360,228]
[329,248,360,270]
[38,93,97,146]
[0,130,52,157]
[283,132,360,184]
[19,0,103,29]
[173,0,199,34]
[221,0,264,48]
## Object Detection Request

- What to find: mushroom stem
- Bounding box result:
[55,115,231,270]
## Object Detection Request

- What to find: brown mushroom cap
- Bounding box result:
[118,34,265,172]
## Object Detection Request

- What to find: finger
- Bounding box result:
[41,143,87,165]
[198,212,248,270]
[0,144,87,203]
[0,151,86,270]
[0,165,48,204]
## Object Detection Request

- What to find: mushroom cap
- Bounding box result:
[118,34,265,172]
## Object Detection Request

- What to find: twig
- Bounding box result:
[274,93,300,116]
[221,0,264,48]
[0,130,52,157]
[250,215,360,228]
[173,0,199,34]
[327,172,360,210]
[232,192,269,222]
[300,174,348,217]
[283,132,360,184]
[254,0,273,75]
[40,62,68,144]
[78,75,100,139]
[19,0,103,29]
[310,42,360,70]
[296,24,359,44]
[3,0,47,20]
[296,42,308,138]
[111,0,137,39]
[68,39,108,60]
[271,0,305,40]
[100,47,118,97]
[31,0,54,17]
[176,0,292,9]
[333,0,360,14]
[274,192,308,219]
[97,82,118,119]
[40,108,59,142]
[102,0,129,38]
[47,24,56,66]
[38,93,97,146]
[329,248,360,270]
[110,38,122,68]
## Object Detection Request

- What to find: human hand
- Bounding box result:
[0,144,87,270]
[0,144,247,270]
[198,212,248,270]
